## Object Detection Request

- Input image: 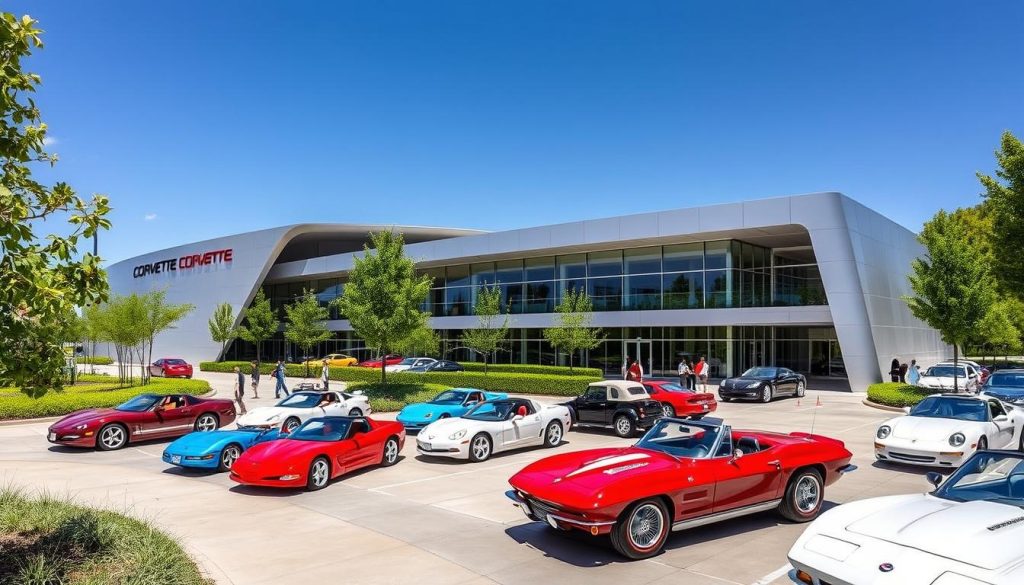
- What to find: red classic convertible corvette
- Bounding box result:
[507,417,854,559]
[47,393,237,450]
[230,416,405,491]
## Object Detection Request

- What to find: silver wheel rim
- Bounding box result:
[197,415,217,432]
[797,382,805,396]
[222,446,240,469]
[350,408,362,417]
[628,503,664,550]
[663,404,674,417]
[616,418,631,436]
[312,460,328,486]
[285,419,299,432]
[547,424,562,445]
[385,440,398,463]
[471,435,490,460]
[763,387,771,402]
[795,475,820,513]
[101,426,125,449]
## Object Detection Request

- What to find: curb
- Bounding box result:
[862,398,907,413]
[0,387,218,427]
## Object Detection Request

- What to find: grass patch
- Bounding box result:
[347,382,452,412]
[75,356,113,365]
[0,487,212,585]
[867,382,933,408]
[0,377,211,420]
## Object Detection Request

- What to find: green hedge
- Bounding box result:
[201,361,601,397]
[458,363,603,377]
[347,382,451,412]
[0,377,212,420]
[75,356,113,365]
[867,382,933,408]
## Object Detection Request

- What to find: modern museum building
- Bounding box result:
[107,192,949,391]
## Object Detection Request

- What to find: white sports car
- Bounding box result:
[385,357,437,373]
[236,390,370,433]
[874,394,1024,468]
[917,363,980,393]
[789,450,1024,585]
[416,398,571,462]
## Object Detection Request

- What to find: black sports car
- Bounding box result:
[718,366,806,403]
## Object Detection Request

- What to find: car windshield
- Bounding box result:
[934,452,1024,507]
[116,394,161,412]
[636,419,725,459]
[742,367,777,378]
[276,392,324,408]
[657,383,693,393]
[909,397,987,422]
[987,373,1024,388]
[165,359,186,365]
[463,400,516,421]
[397,358,418,365]
[925,366,968,378]
[431,390,466,404]
[289,418,351,442]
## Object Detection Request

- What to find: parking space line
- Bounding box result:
[752,563,792,584]
[364,460,526,492]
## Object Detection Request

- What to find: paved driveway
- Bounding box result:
[0,372,932,585]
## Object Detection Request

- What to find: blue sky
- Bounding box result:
[9,1,1023,264]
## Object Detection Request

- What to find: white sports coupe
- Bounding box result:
[874,394,1024,468]
[917,363,980,393]
[385,357,437,373]
[416,398,571,462]
[236,390,370,433]
[789,450,1024,585]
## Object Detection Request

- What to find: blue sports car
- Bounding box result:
[396,388,507,431]
[162,426,282,472]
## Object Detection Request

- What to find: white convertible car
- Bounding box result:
[875,394,1024,468]
[385,357,437,373]
[789,450,1024,585]
[416,397,571,462]
[236,390,370,433]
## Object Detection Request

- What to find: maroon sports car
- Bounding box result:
[48,393,236,450]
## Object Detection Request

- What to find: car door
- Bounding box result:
[710,435,785,512]
[988,399,1016,447]
[577,387,607,424]
[508,403,544,448]
[151,395,195,437]
[346,420,380,469]
[775,369,795,394]
[322,392,350,417]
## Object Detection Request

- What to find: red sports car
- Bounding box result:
[149,358,193,379]
[47,393,236,450]
[356,354,404,368]
[506,417,854,559]
[642,380,717,419]
[230,416,405,491]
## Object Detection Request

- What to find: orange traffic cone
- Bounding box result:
[815,396,822,407]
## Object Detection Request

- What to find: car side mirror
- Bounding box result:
[731,449,743,462]
[512,414,524,422]
[995,414,1008,422]
[926,471,943,489]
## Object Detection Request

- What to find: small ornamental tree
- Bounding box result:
[237,289,278,363]
[284,289,332,377]
[543,289,604,372]
[334,231,432,385]
[208,302,237,361]
[461,285,509,374]
[140,291,194,383]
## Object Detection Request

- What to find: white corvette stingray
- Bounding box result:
[236,390,370,433]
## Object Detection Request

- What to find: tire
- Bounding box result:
[283,417,301,433]
[610,498,670,560]
[761,385,774,403]
[544,421,563,448]
[97,424,128,451]
[307,457,331,491]
[796,381,806,398]
[613,415,636,438]
[468,433,492,462]
[662,403,676,418]
[218,443,242,472]
[348,407,363,417]
[381,437,400,466]
[778,468,824,522]
[194,413,219,432]
[439,413,450,419]
[719,395,732,403]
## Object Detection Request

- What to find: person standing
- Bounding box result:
[899,362,908,384]
[233,366,247,415]
[678,359,690,388]
[321,359,330,391]
[621,358,629,380]
[907,359,921,385]
[695,356,709,391]
[687,359,698,390]
[273,360,289,399]
[250,360,261,399]
[889,358,901,383]
[628,358,643,383]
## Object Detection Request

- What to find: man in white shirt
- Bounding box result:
[678,360,690,388]
[695,357,709,391]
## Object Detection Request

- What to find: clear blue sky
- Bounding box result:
[9,1,1023,265]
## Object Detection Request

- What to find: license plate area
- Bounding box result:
[48,432,56,442]
[171,455,181,464]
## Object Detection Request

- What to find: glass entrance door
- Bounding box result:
[624,340,653,379]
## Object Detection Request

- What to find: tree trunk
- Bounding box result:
[381,353,387,385]
[953,344,959,393]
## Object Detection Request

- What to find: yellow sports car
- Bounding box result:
[302,353,358,367]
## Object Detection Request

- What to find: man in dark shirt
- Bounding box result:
[250,360,261,399]
[233,366,247,414]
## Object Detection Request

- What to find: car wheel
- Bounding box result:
[544,421,563,447]
[218,444,242,472]
[796,381,806,398]
[307,457,331,491]
[381,437,400,467]
[778,468,824,522]
[614,415,635,438]
[469,433,492,462]
[349,407,363,417]
[719,395,731,403]
[97,424,128,451]
[439,413,450,419]
[610,498,670,560]
[283,417,301,433]
[761,385,773,403]
[662,403,675,418]
[194,413,219,432]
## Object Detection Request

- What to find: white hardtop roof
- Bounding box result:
[590,380,650,400]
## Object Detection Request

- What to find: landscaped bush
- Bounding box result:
[75,356,113,365]
[347,382,451,412]
[458,363,603,377]
[867,382,933,408]
[0,377,212,420]
[0,487,211,584]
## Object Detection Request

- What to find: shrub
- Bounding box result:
[347,382,451,412]
[75,356,113,365]
[0,487,211,584]
[0,377,212,420]
[867,382,933,408]
[457,363,603,377]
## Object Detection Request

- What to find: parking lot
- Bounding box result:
[0,373,935,585]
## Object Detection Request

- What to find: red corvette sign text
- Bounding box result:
[133,248,233,278]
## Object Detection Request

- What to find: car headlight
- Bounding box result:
[267,414,279,421]
[876,425,891,440]
[449,429,467,440]
[719,380,726,387]
[74,424,89,430]
[746,381,762,388]
[949,432,966,447]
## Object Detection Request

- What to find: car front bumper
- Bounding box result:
[229,470,306,488]
[505,490,615,535]
[416,436,469,459]
[874,437,969,468]
[718,386,764,399]
[47,428,97,448]
[162,450,220,469]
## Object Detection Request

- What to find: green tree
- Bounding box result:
[208,302,237,362]
[237,289,278,363]
[139,291,194,383]
[334,231,432,385]
[979,131,1024,297]
[0,13,111,397]
[96,295,146,386]
[395,325,441,357]
[460,285,509,374]
[81,304,106,374]
[284,289,332,377]
[973,300,1021,364]
[905,210,997,391]
[543,289,604,372]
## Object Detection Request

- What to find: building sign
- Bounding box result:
[133,248,233,278]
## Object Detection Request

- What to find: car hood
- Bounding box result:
[723,377,767,387]
[398,402,462,421]
[845,494,1024,570]
[236,407,291,425]
[234,438,317,470]
[890,416,973,441]
[165,429,275,454]
[918,376,965,387]
[53,408,120,428]
[419,416,473,437]
[984,386,1024,397]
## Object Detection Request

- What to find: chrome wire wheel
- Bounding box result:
[383,438,399,465]
[284,418,300,433]
[662,403,675,418]
[471,434,491,461]
[627,503,665,551]
[796,381,806,397]
[349,408,363,417]
[762,385,773,403]
[196,414,218,432]
[546,422,562,446]
[221,445,241,469]
[99,425,126,450]
[795,475,821,514]
[311,459,329,487]
[616,417,632,436]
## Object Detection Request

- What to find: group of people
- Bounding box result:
[889,358,921,385]
[231,360,291,415]
[678,357,710,391]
